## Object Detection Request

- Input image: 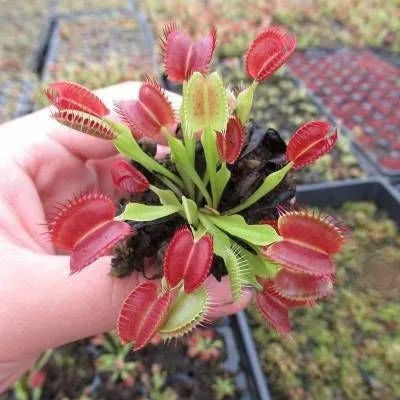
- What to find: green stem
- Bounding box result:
[235,80,258,124]
[108,119,184,188]
[201,127,218,208]
[162,127,195,198]
[224,162,293,215]
[153,175,183,198]
[167,133,212,206]
[196,169,210,204]
[183,127,196,165]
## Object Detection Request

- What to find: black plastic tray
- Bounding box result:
[297,177,400,224]
[216,320,255,400]
[231,313,272,400]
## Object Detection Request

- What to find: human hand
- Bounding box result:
[0,82,252,392]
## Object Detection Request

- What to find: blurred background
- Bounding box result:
[0,1,399,399]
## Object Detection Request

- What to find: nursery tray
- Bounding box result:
[0,75,38,124]
[232,313,272,400]
[53,0,135,17]
[0,5,54,75]
[288,48,400,177]
[215,319,256,400]
[41,10,154,83]
[296,177,400,224]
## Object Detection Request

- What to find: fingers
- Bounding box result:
[205,275,254,321]
[0,251,140,360]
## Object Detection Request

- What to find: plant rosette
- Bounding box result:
[44,23,345,350]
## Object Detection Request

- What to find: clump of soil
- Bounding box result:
[111,121,294,278]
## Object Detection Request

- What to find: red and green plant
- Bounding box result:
[187,328,223,361]
[44,23,344,350]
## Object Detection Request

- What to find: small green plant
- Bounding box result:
[13,350,52,400]
[212,376,236,400]
[187,328,223,361]
[140,364,178,400]
[95,331,138,387]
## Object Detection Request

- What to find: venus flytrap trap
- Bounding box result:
[45,22,345,350]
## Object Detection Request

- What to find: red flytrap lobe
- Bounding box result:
[161,22,217,83]
[286,121,338,169]
[255,211,342,332]
[245,26,296,82]
[264,210,345,277]
[118,282,172,350]
[115,78,176,145]
[273,269,333,302]
[45,81,109,118]
[111,160,149,194]
[48,191,132,273]
[216,116,245,164]
[164,227,213,293]
[255,287,291,334]
[52,109,116,140]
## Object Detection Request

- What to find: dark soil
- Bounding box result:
[111,120,294,278]
[2,330,240,400]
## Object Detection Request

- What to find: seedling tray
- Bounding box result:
[288,48,400,177]
[232,313,272,400]
[216,319,257,400]
[0,3,54,75]
[296,177,400,224]
[42,11,154,83]
[53,0,135,17]
[0,75,38,124]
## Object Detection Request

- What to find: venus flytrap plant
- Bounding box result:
[45,21,346,350]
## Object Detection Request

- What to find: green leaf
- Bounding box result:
[160,287,208,338]
[225,162,293,215]
[184,72,228,132]
[235,81,258,123]
[150,186,181,208]
[182,196,199,225]
[191,224,207,241]
[198,213,231,260]
[168,135,212,205]
[150,186,185,218]
[262,258,280,278]
[108,119,183,188]
[206,214,281,246]
[215,163,231,207]
[199,214,261,294]
[13,380,29,400]
[118,203,180,221]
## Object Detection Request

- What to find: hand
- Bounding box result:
[0,82,252,392]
